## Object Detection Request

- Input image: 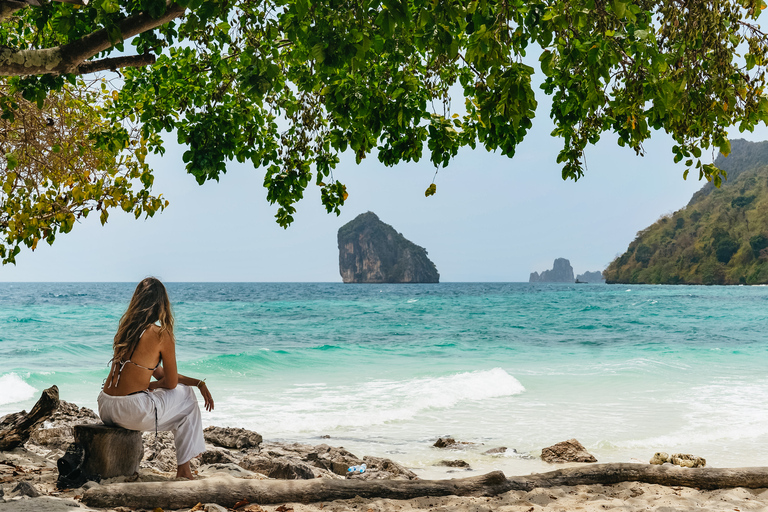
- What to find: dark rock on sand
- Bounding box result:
[433,437,456,448]
[483,447,507,455]
[239,454,317,479]
[650,452,706,468]
[243,442,418,481]
[203,426,263,450]
[433,437,474,449]
[541,439,597,463]
[12,481,41,497]
[141,431,177,473]
[435,460,470,468]
[304,444,362,476]
[201,448,238,465]
[362,455,418,480]
[338,212,439,283]
[29,400,100,451]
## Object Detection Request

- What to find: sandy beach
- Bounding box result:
[2,400,768,512]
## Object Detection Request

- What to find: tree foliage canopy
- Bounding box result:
[2,0,768,263]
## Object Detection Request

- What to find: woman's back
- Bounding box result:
[103,325,165,396]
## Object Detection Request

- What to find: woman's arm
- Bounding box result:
[147,330,178,390]
[150,364,214,411]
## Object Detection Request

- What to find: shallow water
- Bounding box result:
[1,282,767,478]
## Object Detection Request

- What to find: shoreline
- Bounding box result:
[2,400,768,512]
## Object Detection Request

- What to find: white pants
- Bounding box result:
[97,385,206,465]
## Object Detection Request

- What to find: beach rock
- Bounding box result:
[435,459,470,468]
[141,431,177,472]
[650,452,670,465]
[0,496,99,512]
[203,426,262,450]
[670,453,706,468]
[540,439,597,463]
[200,448,238,465]
[29,401,100,451]
[529,258,575,283]
[12,481,41,498]
[197,463,260,478]
[304,444,363,476]
[47,401,100,426]
[362,455,418,480]
[29,426,73,450]
[433,437,456,448]
[0,385,60,451]
[483,447,507,455]
[204,505,228,512]
[239,454,317,479]
[338,212,439,283]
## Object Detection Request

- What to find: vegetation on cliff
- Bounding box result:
[604,140,768,285]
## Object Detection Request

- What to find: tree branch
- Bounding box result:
[0,1,185,77]
[76,53,156,74]
[0,0,27,22]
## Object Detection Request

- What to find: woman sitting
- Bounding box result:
[98,277,214,479]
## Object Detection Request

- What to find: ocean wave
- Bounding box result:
[223,368,525,433]
[0,373,37,406]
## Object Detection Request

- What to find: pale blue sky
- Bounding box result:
[2,71,768,282]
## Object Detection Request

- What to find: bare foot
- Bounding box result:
[176,461,194,479]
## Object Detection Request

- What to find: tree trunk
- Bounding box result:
[511,463,768,490]
[0,385,60,451]
[81,471,514,509]
[81,464,768,510]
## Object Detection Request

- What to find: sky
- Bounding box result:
[3,68,768,282]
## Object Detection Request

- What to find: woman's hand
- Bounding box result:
[198,382,214,411]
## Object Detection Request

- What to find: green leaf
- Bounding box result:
[5,152,18,171]
[310,43,325,63]
[425,183,437,197]
[612,0,627,18]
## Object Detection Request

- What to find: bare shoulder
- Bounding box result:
[153,325,175,346]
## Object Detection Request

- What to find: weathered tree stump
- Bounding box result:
[0,385,60,451]
[76,424,143,478]
[57,424,143,488]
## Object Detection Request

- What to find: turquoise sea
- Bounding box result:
[1,282,767,478]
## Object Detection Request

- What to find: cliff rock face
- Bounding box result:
[576,271,605,283]
[604,139,768,284]
[530,258,574,283]
[338,212,439,283]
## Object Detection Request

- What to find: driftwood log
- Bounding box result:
[81,464,768,510]
[0,385,59,451]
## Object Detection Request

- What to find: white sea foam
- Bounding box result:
[615,378,768,458]
[0,373,37,406]
[224,368,525,434]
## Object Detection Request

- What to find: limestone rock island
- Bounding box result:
[338,212,439,283]
[530,258,575,283]
[576,271,606,283]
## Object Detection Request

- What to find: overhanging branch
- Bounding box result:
[0,0,26,21]
[0,0,185,77]
[76,53,156,74]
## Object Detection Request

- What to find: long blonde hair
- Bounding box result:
[113,277,174,362]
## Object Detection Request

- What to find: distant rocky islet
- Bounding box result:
[530,258,605,283]
[337,212,439,283]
